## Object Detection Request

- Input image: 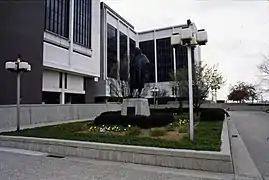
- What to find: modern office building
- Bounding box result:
[138,25,201,97]
[0,0,201,104]
[90,2,138,102]
[0,0,100,105]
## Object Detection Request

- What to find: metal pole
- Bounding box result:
[187,46,194,141]
[173,47,177,80]
[16,70,21,131]
[68,0,74,66]
[154,92,156,108]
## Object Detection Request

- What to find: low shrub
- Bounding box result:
[94,111,175,129]
[165,123,175,132]
[150,128,166,137]
[200,108,227,121]
[125,127,141,136]
[178,126,188,133]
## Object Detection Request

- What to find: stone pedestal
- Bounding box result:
[121,98,150,116]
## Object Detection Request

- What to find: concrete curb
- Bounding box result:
[227,115,263,180]
[0,119,233,173]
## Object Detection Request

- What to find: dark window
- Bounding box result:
[191,46,195,64]
[107,23,118,79]
[129,38,136,60]
[139,40,155,83]
[83,77,86,91]
[175,45,188,69]
[45,0,69,38]
[42,92,60,104]
[174,45,195,70]
[59,72,63,88]
[73,0,91,48]
[120,32,128,81]
[64,73,67,89]
[65,93,85,104]
[156,38,173,82]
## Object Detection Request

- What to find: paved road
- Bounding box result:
[230,111,269,179]
[0,147,233,180]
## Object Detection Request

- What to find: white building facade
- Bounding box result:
[42,0,101,104]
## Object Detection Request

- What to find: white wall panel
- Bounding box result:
[71,52,99,77]
[119,22,128,35]
[129,30,137,41]
[155,28,173,39]
[66,74,84,93]
[43,42,69,68]
[138,32,154,42]
[42,70,60,92]
[107,12,117,28]
[91,0,101,77]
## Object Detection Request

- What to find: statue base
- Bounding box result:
[121,98,150,116]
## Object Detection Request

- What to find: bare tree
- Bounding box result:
[258,55,269,92]
[258,55,269,77]
[172,61,225,114]
[109,78,130,99]
[170,68,188,113]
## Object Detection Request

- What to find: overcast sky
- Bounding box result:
[102,0,269,100]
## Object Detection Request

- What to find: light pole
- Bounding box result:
[171,20,208,141]
[5,55,31,131]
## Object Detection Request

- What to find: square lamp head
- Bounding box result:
[19,62,31,72]
[171,33,182,46]
[181,27,193,45]
[5,61,17,71]
[196,29,208,45]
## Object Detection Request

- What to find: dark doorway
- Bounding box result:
[65,93,85,104]
[42,91,60,104]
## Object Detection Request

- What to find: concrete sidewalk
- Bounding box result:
[0,147,234,180]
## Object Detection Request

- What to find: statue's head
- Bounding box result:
[134,47,142,56]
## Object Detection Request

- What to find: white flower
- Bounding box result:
[99,128,106,133]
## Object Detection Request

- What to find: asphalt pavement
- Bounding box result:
[230,111,269,180]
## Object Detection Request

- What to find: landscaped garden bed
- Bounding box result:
[1,108,226,151]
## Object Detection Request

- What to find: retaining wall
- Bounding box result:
[152,103,268,111]
[0,103,121,130]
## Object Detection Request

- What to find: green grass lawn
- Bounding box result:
[1,119,223,151]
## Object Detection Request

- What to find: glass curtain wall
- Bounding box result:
[107,23,118,79]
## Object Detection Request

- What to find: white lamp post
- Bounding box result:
[5,55,31,131]
[171,20,208,141]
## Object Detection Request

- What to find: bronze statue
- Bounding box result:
[129,47,150,97]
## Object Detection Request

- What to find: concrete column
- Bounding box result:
[173,47,177,80]
[104,9,108,80]
[68,0,74,66]
[136,33,139,47]
[60,73,65,104]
